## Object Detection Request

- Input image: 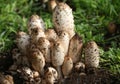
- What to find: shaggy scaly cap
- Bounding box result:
[51,42,65,67]
[30,26,45,44]
[28,14,46,34]
[57,31,70,55]
[0,73,14,84]
[45,29,58,42]
[16,31,30,55]
[37,37,51,63]
[45,67,58,84]
[30,49,45,74]
[84,41,99,68]
[53,2,75,39]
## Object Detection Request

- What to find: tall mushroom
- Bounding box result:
[51,42,65,79]
[68,34,83,63]
[53,2,75,39]
[57,31,70,55]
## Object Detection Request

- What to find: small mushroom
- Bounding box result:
[53,2,75,39]
[17,67,34,81]
[37,37,51,63]
[84,41,100,68]
[30,48,45,75]
[48,0,57,12]
[11,48,21,66]
[33,71,40,78]
[0,73,14,84]
[42,0,49,3]
[30,26,45,44]
[18,67,41,83]
[11,48,29,68]
[16,31,30,55]
[68,34,83,63]
[45,67,58,84]
[107,22,116,34]
[75,62,85,72]
[62,56,73,78]
[28,14,46,34]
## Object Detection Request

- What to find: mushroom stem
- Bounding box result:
[40,68,45,76]
[55,66,63,80]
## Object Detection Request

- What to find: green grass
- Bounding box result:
[0,0,120,76]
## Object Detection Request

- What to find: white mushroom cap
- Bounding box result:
[57,31,70,55]
[62,56,73,78]
[16,31,30,55]
[45,67,58,84]
[53,2,75,39]
[51,41,65,79]
[28,14,46,34]
[51,42,65,67]
[68,34,83,63]
[84,41,99,68]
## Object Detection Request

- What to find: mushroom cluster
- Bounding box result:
[8,2,100,84]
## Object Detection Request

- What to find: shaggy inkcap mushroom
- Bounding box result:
[37,37,51,63]
[0,73,14,84]
[62,56,73,78]
[57,31,70,56]
[48,0,57,12]
[75,62,85,72]
[68,34,83,63]
[51,42,65,79]
[9,48,29,70]
[45,67,58,84]
[84,41,100,68]
[51,42,65,67]
[30,26,45,44]
[53,2,75,39]
[16,31,30,55]
[17,67,41,83]
[28,14,46,35]
[45,29,58,42]
[17,67,34,81]
[29,49,45,75]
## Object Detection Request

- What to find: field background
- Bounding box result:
[0,0,120,81]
